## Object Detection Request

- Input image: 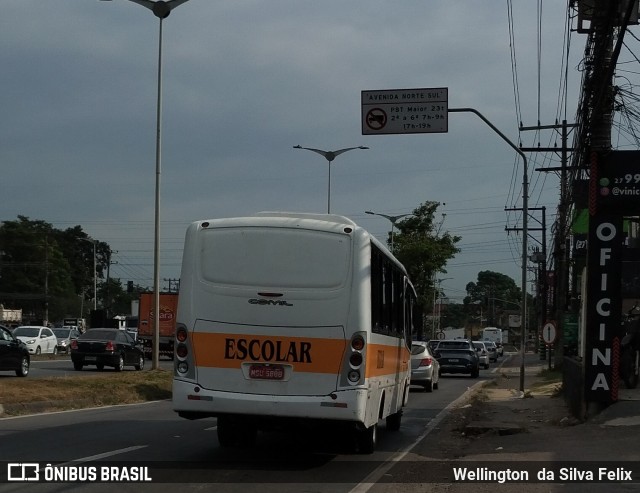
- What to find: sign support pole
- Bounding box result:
[448,108,529,392]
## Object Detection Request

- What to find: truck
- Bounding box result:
[0,305,22,327]
[137,292,178,359]
[481,327,504,356]
[441,327,466,340]
[63,317,86,332]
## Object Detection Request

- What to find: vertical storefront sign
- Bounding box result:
[584,213,623,403]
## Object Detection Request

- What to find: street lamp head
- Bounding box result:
[153,1,172,18]
[358,146,369,150]
[100,0,192,19]
[365,210,374,215]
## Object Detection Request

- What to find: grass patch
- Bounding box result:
[0,370,172,416]
[531,368,563,396]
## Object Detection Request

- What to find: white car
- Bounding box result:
[13,326,58,355]
[472,341,491,369]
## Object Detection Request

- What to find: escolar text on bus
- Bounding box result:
[224,338,312,363]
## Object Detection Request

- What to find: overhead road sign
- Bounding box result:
[361,87,448,135]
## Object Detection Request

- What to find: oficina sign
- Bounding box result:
[584,150,640,404]
[584,214,623,403]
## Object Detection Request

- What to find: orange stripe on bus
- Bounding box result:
[191,332,409,378]
[364,343,410,378]
[191,332,346,374]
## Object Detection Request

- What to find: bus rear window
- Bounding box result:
[199,228,351,289]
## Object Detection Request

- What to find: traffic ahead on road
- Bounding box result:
[0,341,524,492]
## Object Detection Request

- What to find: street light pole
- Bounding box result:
[448,107,529,393]
[435,278,453,335]
[77,237,97,312]
[101,0,191,370]
[293,146,369,213]
[364,210,412,252]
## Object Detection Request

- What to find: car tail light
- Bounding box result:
[105,341,115,352]
[419,357,433,367]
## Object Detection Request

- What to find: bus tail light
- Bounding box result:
[351,335,365,351]
[176,327,188,343]
[174,324,194,378]
[340,332,366,387]
[349,353,363,367]
[176,344,188,359]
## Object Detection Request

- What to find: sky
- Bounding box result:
[1,1,586,304]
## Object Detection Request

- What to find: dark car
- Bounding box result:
[0,325,30,377]
[53,327,81,354]
[427,339,440,354]
[70,328,144,372]
[434,339,479,378]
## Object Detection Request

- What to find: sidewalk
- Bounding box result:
[373,352,640,492]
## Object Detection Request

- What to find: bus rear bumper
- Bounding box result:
[172,378,368,423]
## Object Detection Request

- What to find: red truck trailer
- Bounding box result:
[137,292,178,359]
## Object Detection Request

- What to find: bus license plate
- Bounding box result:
[249,365,284,380]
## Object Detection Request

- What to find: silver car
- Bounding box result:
[53,327,81,354]
[410,342,440,392]
[472,341,490,369]
[484,341,499,362]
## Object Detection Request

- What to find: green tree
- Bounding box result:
[99,277,137,317]
[392,201,461,316]
[0,216,121,323]
[440,302,468,329]
[0,216,76,322]
[464,270,522,326]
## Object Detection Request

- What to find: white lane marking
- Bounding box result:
[58,445,148,466]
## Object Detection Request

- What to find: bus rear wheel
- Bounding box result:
[217,416,257,448]
[355,423,377,454]
[386,410,402,431]
[217,416,236,447]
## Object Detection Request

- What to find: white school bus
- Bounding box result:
[172,212,417,453]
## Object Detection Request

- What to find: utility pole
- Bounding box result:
[569,0,637,410]
[505,206,547,350]
[520,121,577,366]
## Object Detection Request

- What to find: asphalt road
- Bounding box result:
[0,361,507,493]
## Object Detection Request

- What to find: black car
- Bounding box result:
[70,328,144,372]
[0,325,30,377]
[427,339,440,354]
[434,339,480,378]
